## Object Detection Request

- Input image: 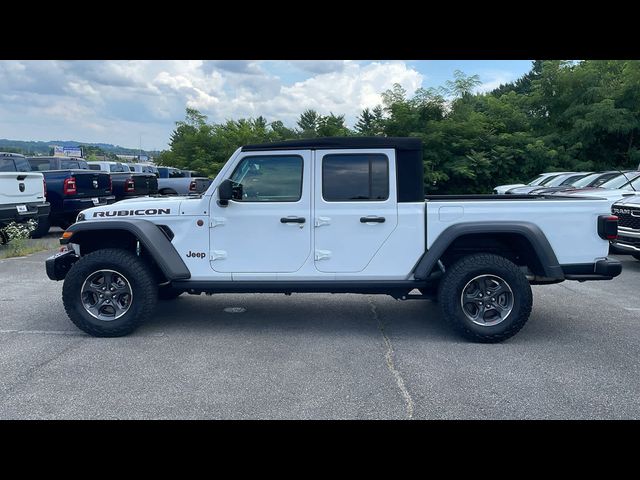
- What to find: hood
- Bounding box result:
[505,186,539,194]
[612,193,640,206]
[559,188,638,201]
[494,183,525,193]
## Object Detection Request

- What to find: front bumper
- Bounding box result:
[611,227,640,254]
[562,257,623,281]
[45,249,79,281]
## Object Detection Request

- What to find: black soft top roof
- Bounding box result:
[242,136,424,203]
[242,136,422,152]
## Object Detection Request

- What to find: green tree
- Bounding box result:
[316,113,351,137]
[297,109,321,137]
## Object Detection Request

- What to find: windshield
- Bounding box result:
[558,173,589,186]
[545,174,575,187]
[570,173,600,188]
[600,172,640,189]
[621,175,640,191]
[527,174,546,186]
[538,174,560,186]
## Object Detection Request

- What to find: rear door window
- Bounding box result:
[322,154,389,201]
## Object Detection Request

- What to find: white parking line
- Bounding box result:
[0,329,165,337]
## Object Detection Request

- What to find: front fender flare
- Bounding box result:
[62,219,191,281]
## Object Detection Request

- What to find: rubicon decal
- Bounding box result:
[93,208,171,217]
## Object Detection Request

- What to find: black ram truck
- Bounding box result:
[27,156,115,236]
[87,161,158,200]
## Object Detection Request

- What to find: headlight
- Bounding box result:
[76,212,86,222]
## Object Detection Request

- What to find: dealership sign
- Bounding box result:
[52,145,83,158]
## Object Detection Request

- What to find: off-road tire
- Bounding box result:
[437,253,533,343]
[30,216,50,238]
[158,285,183,300]
[62,248,158,337]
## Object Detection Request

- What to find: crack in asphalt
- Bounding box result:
[0,338,86,399]
[368,296,414,420]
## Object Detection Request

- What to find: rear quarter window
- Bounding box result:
[0,158,16,171]
[28,158,53,171]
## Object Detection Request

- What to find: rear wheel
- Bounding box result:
[62,248,158,337]
[438,253,532,343]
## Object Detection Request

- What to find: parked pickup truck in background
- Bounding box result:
[0,153,50,242]
[125,163,159,177]
[157,167,212,195]
[47,137,622,343]
[26,156,115,237]
[611,196,640,261]
[493,172,563,194]
[87,161,158,201]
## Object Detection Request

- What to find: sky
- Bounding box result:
[0,60,534,151]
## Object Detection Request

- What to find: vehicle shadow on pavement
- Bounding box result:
[142,293,462,342]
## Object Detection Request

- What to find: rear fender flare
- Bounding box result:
[413,221,564,281]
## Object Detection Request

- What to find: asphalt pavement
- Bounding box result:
[0,242,638,419]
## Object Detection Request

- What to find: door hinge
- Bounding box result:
[314,216,331,227]
[210,250,227,261]
[210,217,226,228]
[314,249,331,261]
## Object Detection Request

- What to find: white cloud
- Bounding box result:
[476,70,518,93]
[0,60,424,149]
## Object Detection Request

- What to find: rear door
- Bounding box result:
[313,149,398,272]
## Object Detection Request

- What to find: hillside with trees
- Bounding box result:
[157,60,640,194]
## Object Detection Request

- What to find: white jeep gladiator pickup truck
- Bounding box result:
[46,138,622,342]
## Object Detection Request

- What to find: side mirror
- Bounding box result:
[218,179,242,206]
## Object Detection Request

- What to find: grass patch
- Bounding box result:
[0,237,59,259]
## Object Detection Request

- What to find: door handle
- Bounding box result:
[280,216,306,224]
[360,216,385,223]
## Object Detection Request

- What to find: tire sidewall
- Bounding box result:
[63,250,156,335]
[440,255,532,340]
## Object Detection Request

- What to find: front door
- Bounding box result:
[209,150,311,273]
[314,149,398,272]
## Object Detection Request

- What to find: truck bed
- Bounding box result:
[425,194,613,266]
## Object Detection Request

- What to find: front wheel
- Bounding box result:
[62,248,158,337]
[438,253,533,343]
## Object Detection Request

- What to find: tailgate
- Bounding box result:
[72,171,112,197]
[0,172,44,204]
[131,173,158,195]
[193,178,212,193]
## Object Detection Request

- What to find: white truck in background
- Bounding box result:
[0,153,50,242]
